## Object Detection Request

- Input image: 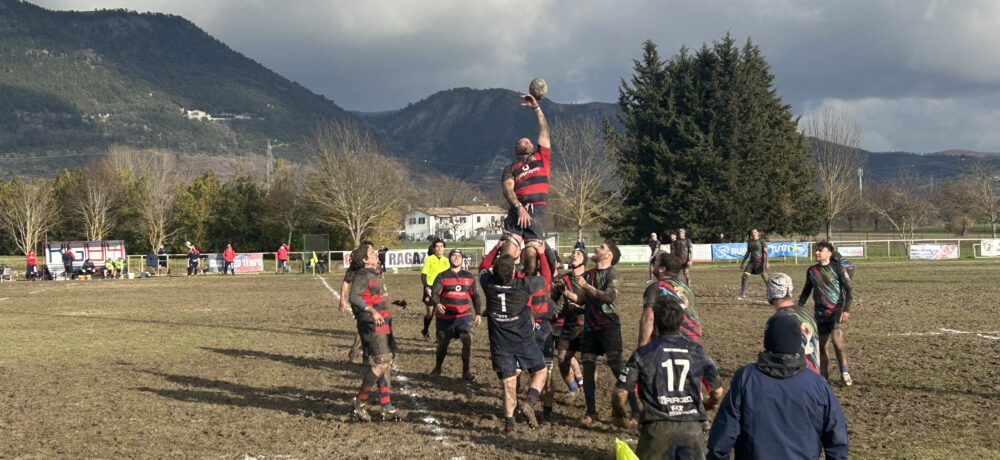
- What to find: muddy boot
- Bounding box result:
[352,397,372,423]
[380,404,402,421]
[503,417,516,433]
[429,367,442,377]
[518,398,538,428]
[461,370,475,382]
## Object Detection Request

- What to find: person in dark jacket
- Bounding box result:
[61,246,75,279]
[707,314,849,460]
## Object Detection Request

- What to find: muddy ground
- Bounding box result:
[0,261,997,459]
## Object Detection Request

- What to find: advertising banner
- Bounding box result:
[980,239,1000,257]
[692,244,713,263]
[711,243,747,260]
[342,249,431,269]
[711,242,809,261]
[617,245,654,264]
[838,246,866,258]
[205,253,265,273]
[909,243,959,260]
[45,240,127,276]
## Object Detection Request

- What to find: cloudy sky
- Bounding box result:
[33,0,1000,153]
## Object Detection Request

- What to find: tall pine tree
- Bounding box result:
[608,35,824,242]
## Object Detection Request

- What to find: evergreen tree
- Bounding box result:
[608,35,824,242]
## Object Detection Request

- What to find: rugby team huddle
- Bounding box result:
[335,94,853,459]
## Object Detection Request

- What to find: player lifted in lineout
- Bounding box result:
[501,90,551,277]
[429,248,482,380]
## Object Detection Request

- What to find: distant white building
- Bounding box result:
[403,205,506,241]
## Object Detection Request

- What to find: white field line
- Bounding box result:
[0,297,9,301]
[888,328,999,341]
[316,276,340,299]
[393,373,453,447]
[314,276,457,455]
[28,288,50,295]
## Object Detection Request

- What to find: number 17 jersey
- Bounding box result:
[616,333,721,423]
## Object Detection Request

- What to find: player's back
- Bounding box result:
[633,333,716,423]
[480,272,541,350]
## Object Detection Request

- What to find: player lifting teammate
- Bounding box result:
[479,249,549,432]
[501,92,551,277]
[348,244,402,422]
[739,228,769,300]
[429,248,482,380]
[798,241,854,385]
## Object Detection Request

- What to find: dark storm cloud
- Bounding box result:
[32,0,1000,152]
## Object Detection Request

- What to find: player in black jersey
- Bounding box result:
[550,248,587,398]
[614,297,724,458]
[479,252,549,432]
[341,240,376,363]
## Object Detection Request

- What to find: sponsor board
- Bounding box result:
[711,242,809,260]
[342,249,430,269]
[909,243,959,260]
[838,246,865,258]
[692,244,713,262]
[45,240,127,276]
[980,239,1000,257]
[617,245,655,264]
[205,253,265,273]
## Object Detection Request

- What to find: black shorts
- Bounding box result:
[744,256,765,275]
[533,321,554,360]
[636,420,705,460]
[504,207,545,241]
[557,325,583,354]
[436,315,473,341]
[581,324,623,357]
[491,343,545,379]
[357,323,392,364]
[816,315,844,336]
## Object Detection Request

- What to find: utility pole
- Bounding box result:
[266,139,273,193]
[858,167,864,198]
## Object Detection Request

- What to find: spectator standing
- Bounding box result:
[187,245,201,277]
[378,246,388,273]
[276,243,290,273]
[26,250,37,280]
[157,244,168,275]
[222,244,237,275]
[61,246,75,279]
[706,314,849,460]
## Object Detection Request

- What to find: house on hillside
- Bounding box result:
[403,205,506,241]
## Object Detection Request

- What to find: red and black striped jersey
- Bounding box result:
[551,272,586,329]
[504,145,551,208]
[431,269,481,319]
[349,268,391,335]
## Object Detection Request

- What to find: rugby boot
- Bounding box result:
[352,397,372,423]
[842,372,853,386]
[461,370,475,382]
[518,399,539,428]
[379,404,402,421]
[429,367,442,377]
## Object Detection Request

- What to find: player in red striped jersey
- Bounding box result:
[429,249,483,380]
[501,93,551,277]
[348,243,402,422]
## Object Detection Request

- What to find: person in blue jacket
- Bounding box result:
[707,314,849,460]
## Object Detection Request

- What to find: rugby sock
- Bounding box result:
[434,341,448,370]
[566,380,579,392]
[422,316,432,336]
[378,384,391,407]
[583,362,597,414]
[739,277,748,297]
[357,385,372,402]
[839,364,849,374]
[461,343,471,373]
[525,387,541,403]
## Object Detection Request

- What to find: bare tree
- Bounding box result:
[866,172,934,242]
[74,160,121,241]
[805,106,867,240]
[971,160,1000,238]
[549,118,623,241]
[0,178,60,255]
[263,158,304,245]
[110,146,179,251]
[307,121,411,247]
[930,178,979,236]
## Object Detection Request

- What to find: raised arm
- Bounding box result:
[479,242,502,272]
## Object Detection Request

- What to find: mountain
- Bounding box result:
[809,138,1000,181]
[0,0,352,173]
[365,87,620,185]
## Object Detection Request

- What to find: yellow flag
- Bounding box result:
[615,438,639,460]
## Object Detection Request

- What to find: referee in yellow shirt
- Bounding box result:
[421,238,450,340]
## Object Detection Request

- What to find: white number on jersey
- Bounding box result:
[661,358,690,393]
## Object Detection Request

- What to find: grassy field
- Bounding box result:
[1,261,998,459]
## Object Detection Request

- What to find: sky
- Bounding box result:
[32,0,1000,153]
